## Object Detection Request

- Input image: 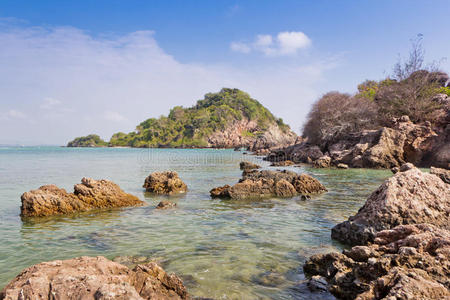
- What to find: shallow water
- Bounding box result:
[0,147,391,298]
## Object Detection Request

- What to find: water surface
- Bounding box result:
[0,147,391,299]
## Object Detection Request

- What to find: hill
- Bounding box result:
[67,88,297,150]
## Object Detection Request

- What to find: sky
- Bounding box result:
[0,0,449,145]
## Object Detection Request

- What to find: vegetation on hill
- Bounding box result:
[108,88,289,148]
[68,88,290,148]
[67,134,107,147]
[303,36,448,147]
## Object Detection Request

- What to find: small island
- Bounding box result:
[67,88,297,149]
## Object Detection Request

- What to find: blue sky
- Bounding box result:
[1,1,449,145]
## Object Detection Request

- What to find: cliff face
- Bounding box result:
[68,88,297,149]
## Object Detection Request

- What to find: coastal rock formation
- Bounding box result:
[0,256,188,299]
[239,161,261,170]
[266,116,443,169]
[156,201,177,209]
[331,165,450,246]
[143,171,187,194]
[21,178,144,217]
[265,143,323,164]
[304,224,450,300]
[210,170,326,200]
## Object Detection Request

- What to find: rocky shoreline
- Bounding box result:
[302,165,450,299]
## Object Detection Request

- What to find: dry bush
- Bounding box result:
[303,92,378,147]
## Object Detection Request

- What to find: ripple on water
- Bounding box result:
[0,147,391,298]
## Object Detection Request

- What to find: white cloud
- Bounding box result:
[0,23,335,145]
[230,31,311,56]
[277,31,311,55]
[230,42,251,53]
[40,97,62,109]
[103,111,127,122]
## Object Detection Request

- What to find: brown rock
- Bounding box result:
[143,171,187,195]
[331,165,450,246]
[431,166,450,184]
[210,170,326,200]
[313,156,331,168]
[239,161,261,170]
[270,160,295,167]
[265,142,323,164]
[336,163,349,169]
[304,224,450,300]
[0,256,188,300]
[21,178,144,217]
[156,201,177,209]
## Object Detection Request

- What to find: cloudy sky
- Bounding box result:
[0,0,449,145]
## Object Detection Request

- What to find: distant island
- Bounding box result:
[67,88,297,150]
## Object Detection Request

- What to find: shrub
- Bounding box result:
[303,92,378,147]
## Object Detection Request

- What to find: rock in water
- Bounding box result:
[210,170,326,200]
[331,164,450,246]
[0,256,188,299]
[156,201,177,209]
[21,178,144,217]
[239,161,261,170]
[143,171,187,194]
[304,224,450,300]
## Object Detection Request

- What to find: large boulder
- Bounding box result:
[304,224,450,300]
[143,171,187,194]
[21,178,144,217]
[0,256,188,299]
[331,165,450,246]
[210,170,326,200]
[313,156,332,168]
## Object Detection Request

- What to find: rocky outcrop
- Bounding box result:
[210,170,326,200]
[265,143,323,164]
[0,256,188,299]
[248,125,298,152]
[304,224,450,300]
[239,161,261,170]
[156,201,177,209]
[21,178,144,217]
[266,116,444,169]
[331,165,450,246]
[143,171,187,195]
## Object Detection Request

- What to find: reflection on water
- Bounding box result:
[0,147,391,298]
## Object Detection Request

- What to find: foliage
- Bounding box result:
[108,88,289,148]
[303,92,379,147]
[439,86,450,96]
[67,134,107,147]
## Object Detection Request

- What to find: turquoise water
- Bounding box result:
[0,147,391,299]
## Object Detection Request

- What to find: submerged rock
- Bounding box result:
[143,171,187,194]
[304,224,450,300]
[239,161,261,170]
[331,165,450,246]
[0,256,188,299]
[210,170,326,200]
[21,178,144,217]
[156,201,177,209]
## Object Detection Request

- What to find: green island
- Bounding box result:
[67,88,291,148]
